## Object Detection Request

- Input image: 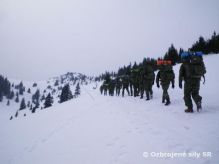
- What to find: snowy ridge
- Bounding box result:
[0,55,219,164]
[0,72,94,119]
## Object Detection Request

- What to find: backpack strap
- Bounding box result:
[202,75,205,84]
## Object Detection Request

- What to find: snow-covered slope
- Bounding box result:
[0,55,219,164]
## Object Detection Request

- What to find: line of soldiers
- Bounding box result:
[100,52,206,113]
[100,59,175,105]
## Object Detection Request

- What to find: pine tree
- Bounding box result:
[32,83,37,87]
[74,83,81,97]
[20,98,26,110]
[164,44,179,65]
[30,104,33,110]
[27,101,30,108]
[18,82,25,95]
[32,89,40,108]
[15,111,18,117]
[44,93,53,108]
[54,80,59,86]
[7,100,10,106]
[0,75,11,98]
[27,88,31,93]
[9,91,15,99]
[15,92,19,103]
[41,94,45,102]
[0,92,3,102]
[60,84,73,103]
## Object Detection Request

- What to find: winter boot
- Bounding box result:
[146,97,150,101]
[165,98,171,106]
[184,108,194,113]
[197,102,202,112]
[165,101,171,106]
[162,97,165,103]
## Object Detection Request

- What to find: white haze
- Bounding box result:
[0,0,219,80]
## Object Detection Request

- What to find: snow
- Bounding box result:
[0,54,219,164]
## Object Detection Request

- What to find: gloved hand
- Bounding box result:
[172,83,175,89]
[179,82,182,89]
[157,83,160,88]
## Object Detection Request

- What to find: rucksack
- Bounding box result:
[144,65,155,80]
[160,65,175,81]
[190,63,206,78]
[190,54,206,78]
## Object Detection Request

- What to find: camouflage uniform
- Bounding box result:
[115,77,122,96]
[179,59,206,112]
[156,65,175,105]
[102,83,108,96]
[100,85,104,95]
[122,75,130,97]
[108,79,116,96]
[130,69,140,97]
[142,64,155,100]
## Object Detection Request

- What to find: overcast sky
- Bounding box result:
[0,0,219,80]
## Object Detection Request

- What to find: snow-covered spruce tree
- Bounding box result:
[9,90,15,99]
[0,92,3,102]
[59,84,73,103]
[15,92,19,103]
[32,83,37,87]
[54,80,59,86]
[32,89,40,108]
[0,75,11,99]
[27,101,30,108]
[27,88,31,93]
[15,111,18,117]
[19,98,26,110]
[74,83,81,97]
[7,100,10,106]
[44,93,53,108]
[18,81,25,95]
[41,94,45,102]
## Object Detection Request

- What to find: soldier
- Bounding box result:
[141,60,155,100]
[102,82,109,96]
[156,60,175,105]
[121,75,130,97]
[179,52,206,113]
[130,66,140,97]
[139,64,144,99]
[100,84,104,95]
[115,76,122,96]
[108,79,116,96]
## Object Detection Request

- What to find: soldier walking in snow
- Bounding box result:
[115,76,122,96]
[141,59,155,100]
[179,52,206,113]
[156,60,175,105]
[121,75,130,97]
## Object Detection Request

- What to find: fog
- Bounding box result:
[0,0,219,80]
